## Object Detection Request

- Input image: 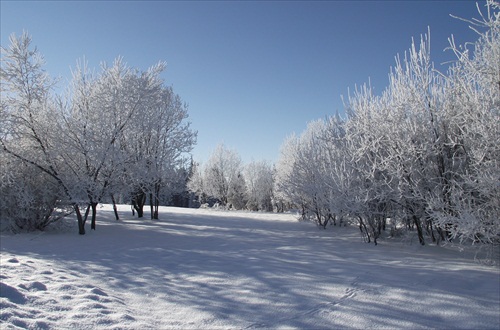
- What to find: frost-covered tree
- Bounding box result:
[343,31,442,245]
[1,32,196,233]
[204,144,245,208]
[275,1,499,248]
[244,160,274,211]
[427,0,500,245]
[120,74,196,219]
[53,57,176,230]
[227,171,247,210]
[275,120,338,227]
[187,161,207,205]
[274,134,300,211]
[61,59,127,229]
[188,144,246,208]
[0,152,70,232]
[0,31,71,232]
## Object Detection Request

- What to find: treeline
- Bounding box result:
[273,2,499,246]
[187,2,499,248]
[188,144,275,212]
[0,33,196,234]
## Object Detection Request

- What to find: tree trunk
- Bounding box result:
[150,193,154,220]
[83,204,91,226]
[358,216,370,243]
[132,191,146,218]
[153,183,160,220]
[314,210,323,228]
[74,204,85,235]
[90,202,98,230]
[135,204,144,218]
[322,216,329,229]
[413,215,425,245]
[153,203,159,219]
[428,219,437,243]
[111,194,119,220]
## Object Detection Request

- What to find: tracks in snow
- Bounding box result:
[245,275,386,329]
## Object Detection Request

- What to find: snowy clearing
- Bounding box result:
[1,205,499,329]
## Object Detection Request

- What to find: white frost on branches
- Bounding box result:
[1,34,196,233]
[274,1,500,246]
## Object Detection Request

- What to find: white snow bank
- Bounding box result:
[1,205,499,329]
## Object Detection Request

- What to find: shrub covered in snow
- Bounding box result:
[274,1,500,247]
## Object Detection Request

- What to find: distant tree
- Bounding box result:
[244,160,274,211]
[159,157,194,208]
[227,171,247,210]
[205,144,245,207]
[187,160,207,205]
[274,134,300,210]
[188,144,246,208]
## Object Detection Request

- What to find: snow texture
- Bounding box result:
[1,205,499,329]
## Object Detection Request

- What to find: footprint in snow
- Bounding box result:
[343,286,358,297]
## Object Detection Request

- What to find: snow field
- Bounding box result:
[1,204,499,329]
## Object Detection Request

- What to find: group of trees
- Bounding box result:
[188,144,274,212]
[274,1,499,246]
[1,32,196,234]
[2,2,498,250]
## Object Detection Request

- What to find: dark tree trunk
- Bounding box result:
[322,217,329,229]
[153,198,159,220]
[331,214,337,226]
[301,204,307,221]
[136,205,144,218]
[74,204,85,235]
[368,216,379,245]
[90,202,98,230]
[132,191,146,218]
[83,204,91,226]
[153,204,159,219]
[437,226,446,242]
[111,194,119,220]
[314,210,323,228]
[358,216,370,243]
[413,214,425,245]
[427,219,437,243]
[152,183,160,220]
[150,193,154,220]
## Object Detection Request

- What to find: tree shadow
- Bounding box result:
[1,205,499,329]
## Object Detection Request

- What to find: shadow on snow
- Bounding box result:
[1,205,499,329]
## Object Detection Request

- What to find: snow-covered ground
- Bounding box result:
[1,205,499,329]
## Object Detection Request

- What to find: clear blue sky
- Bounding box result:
[1,1,480,164]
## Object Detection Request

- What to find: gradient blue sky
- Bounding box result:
[1,1,481,164]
